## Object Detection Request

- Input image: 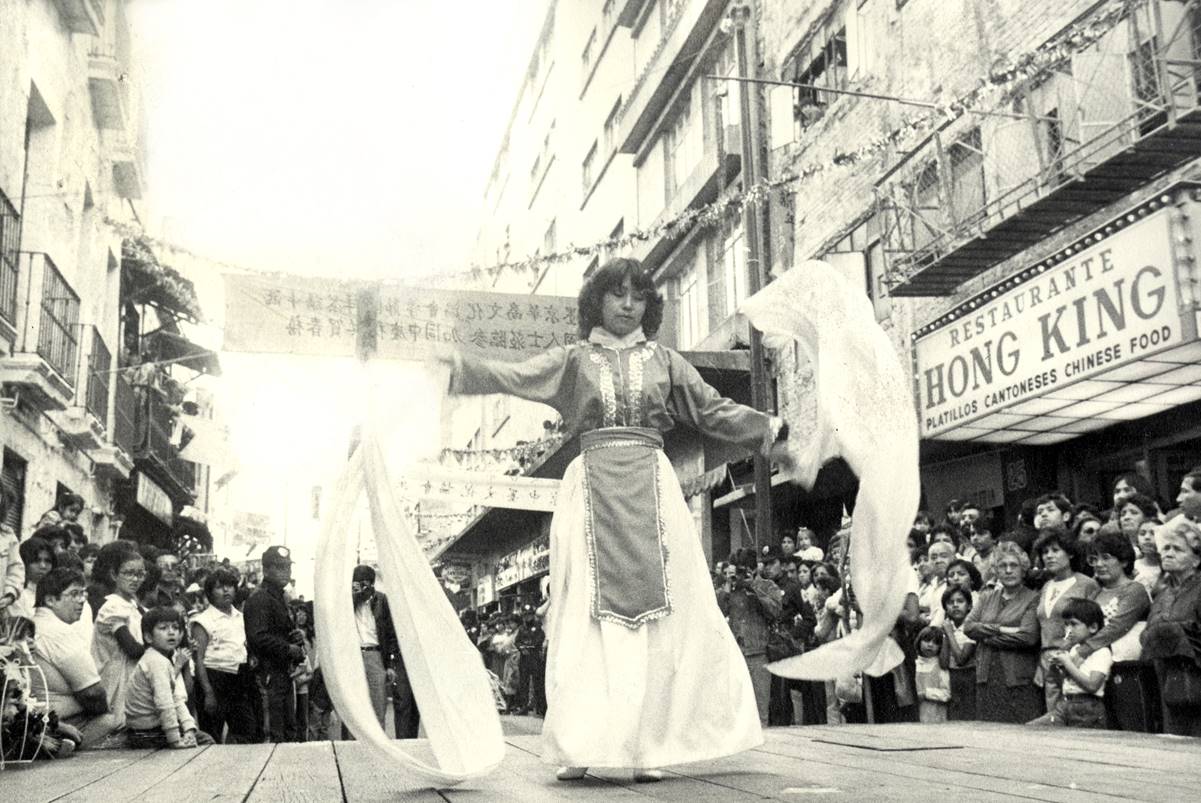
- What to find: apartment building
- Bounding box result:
[0,1,216,550]
[762,0,1201,526]
[444,0,805,613]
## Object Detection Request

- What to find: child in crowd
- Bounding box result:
[92,541,148,727]
[913,626,950,723]
[1028,598,1112,729]
[795,528,823,562]
[940,586,977,721]
[1133,519,1162,596]
[125,606,213,748]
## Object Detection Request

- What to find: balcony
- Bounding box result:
[139,393,196,500]
[95,127,145,200]
[0,253,80,412]
[616,0,728,155]
[54,327,111,450]
[877,0,1201,296]
[53,0,105,36]
[88,40,131,130]
[0,188,18,341]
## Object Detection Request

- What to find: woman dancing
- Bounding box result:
[443,258,789,781]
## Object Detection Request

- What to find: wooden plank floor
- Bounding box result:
[3,721,1198,801]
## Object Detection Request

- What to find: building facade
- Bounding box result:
[0,0,216,551]
[762,0,1201,528]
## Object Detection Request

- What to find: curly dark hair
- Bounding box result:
[577,258,664,339]
[1084,529,1136,577]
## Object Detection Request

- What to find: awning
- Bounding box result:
[680,464,731,498]
[146,329,221,375]
[122,237,203,323]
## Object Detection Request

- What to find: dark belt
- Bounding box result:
[361,645,380,652]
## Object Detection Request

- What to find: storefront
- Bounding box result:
[914,183,1201,520]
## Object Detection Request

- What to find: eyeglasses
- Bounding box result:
[61,589,87,600]
[1086,553,1116,565]
[119,570,146,580]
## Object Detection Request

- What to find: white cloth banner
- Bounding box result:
[314,429,504,785]
[740,260,920,681]
[399,466,560,512]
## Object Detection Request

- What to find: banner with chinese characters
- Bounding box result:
[223,273,579,361]
[397,467,560,512]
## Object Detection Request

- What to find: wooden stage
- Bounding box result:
[3,719,1198,801]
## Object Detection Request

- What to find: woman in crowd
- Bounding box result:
[91,540,147,727]
[1079,530,1150,663]
[945,558,982,604]
[1073,511,1104,547]
[1119,493,1159,547]
[441,257,789,780]
[1032,529,1097,715]
[963,541,1041,723]
[1141,516,1201,737]
[9,536,57,619]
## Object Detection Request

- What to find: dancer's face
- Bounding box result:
[600,277,647,338]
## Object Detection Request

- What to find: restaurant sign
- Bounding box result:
[494,533,550,590]
[915,204,1191,438]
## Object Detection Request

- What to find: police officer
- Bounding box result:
[244,545,303,742]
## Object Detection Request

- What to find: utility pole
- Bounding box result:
[729,1,774,548]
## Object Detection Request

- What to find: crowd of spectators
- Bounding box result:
[713,466,1201,737]
[0,506,344,758]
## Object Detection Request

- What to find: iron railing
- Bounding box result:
[145,394,195,493]
[85,327,111,424]
[876,0,1201,289]
[113,373,138,455]
[0,187,18,326]
[34,255,81,388]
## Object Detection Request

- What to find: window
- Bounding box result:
[0,187,19,326]
[602,0,616,30]
[582,29,597,77]
[788,27,848,130]
[604,219,624,262]
[603,96,622,154]
[543,219,557,255]
[663,91,702,203]
[582,141,598,196]
[1,448,27,538]
[676,247,708,349]
[947,128,985,222]
[718,222,748,320]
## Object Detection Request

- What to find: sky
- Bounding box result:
[127,0,549,565]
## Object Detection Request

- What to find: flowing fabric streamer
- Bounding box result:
[314,412,505,785]
[740,260,920,680]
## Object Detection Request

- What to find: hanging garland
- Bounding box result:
[101,0,1139,296]
[120,236,205,322]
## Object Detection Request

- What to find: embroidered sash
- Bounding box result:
[581,426,672,629]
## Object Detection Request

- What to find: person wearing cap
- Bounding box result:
[243,545,304,742]
[513,603,546,716]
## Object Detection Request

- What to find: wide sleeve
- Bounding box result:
[450,347,573,410]
[664,349,776,453]
[94,596,133,636]
[1079,583,1151,658]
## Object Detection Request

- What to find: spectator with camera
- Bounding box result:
[716,547,783,725]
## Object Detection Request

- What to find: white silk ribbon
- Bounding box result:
[314,423,505,785]
[740,259,920,680]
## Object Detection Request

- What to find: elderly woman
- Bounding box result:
[963,541,1042,723]
[1080,530,1151,663]
[1032,529,1098,714]
[1141,516,1201,737]
[443,258,789,781]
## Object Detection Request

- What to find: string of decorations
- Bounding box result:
[438,431,565,467]
[102,0,1139,298]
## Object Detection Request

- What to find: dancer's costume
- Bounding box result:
[451,326,778,769]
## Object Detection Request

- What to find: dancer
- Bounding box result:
[443,258,790,781]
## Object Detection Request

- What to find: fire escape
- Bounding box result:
[877,0,1201,296]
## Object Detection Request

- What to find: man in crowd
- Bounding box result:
[151,551,185,607]
[1178,466,1201,520]
[30,567,118,747]
[346,565,400,736]
[513,603,546,717]
[244,545,304,742]
[716,547,783,725]
[761,546,816,725]
[1033,493,1073,532]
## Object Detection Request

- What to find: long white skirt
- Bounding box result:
[541,449,763,768]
